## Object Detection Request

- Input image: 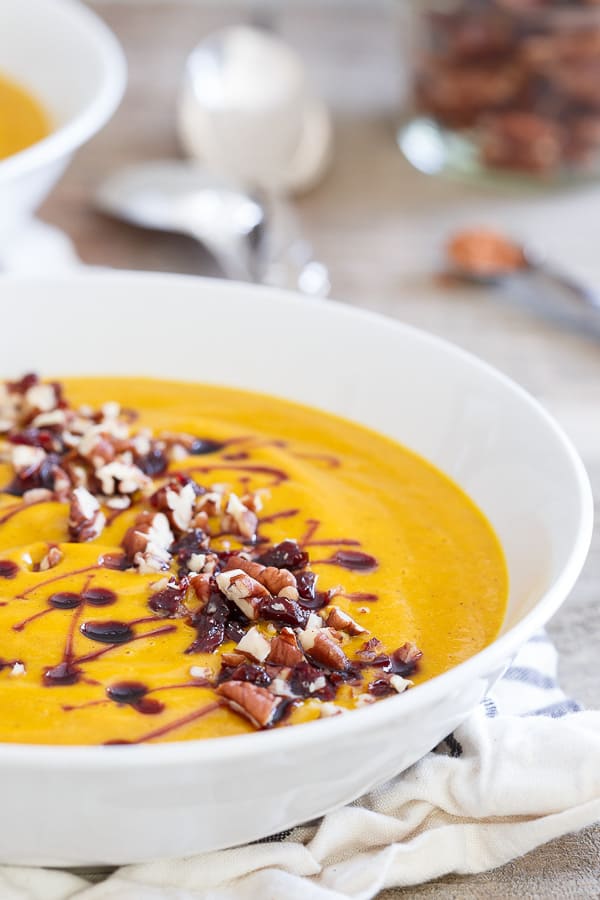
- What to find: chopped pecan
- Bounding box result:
[150,479,197,533]
[221,492,258,540]
[189,574,212,606]
[267,627,304,666]
[356,637,385,662]
[260,566,298,600]
[95,460,150,496]
[196,491,223,517]
[307,631,349,671]
[224,555,298,599]
[224,555,265,580]
[326,606,368,636]
[11,444,46,476]
[216,680,282,729]
[236,626,271,663]
[22,488,54,504]
[68,487,106,542]
[221,651,247,668]
[122,512,154,558]
[394,641,422,665]
[39,545,64,571]
[122,512,173,573]
[215,569,269,620]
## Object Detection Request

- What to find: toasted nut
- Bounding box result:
[189,573,212,604]
[308,631,349,671]
[122,511,173,573]
[217,680,282,728]
[267,627,304,666]
[326,606,368,636]
[236,626,271,663]
[221,492,258,540]
[215,569,269,619]
[151,480,197,533]
[356,637,385,662]
[320,702,343,718]
[390,674,413,693]
[68,487,106,543]
[39,545,64,571]
[394,641,423,666]
[221,651,247,667]
[260,566,298,600]
[22,488,54,504]
[224,555,298,600]
[224,555,265,580]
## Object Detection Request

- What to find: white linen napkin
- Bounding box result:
[2,632,598,900]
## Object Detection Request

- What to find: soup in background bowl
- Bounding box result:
[0,71,50,162]
[0,272,590,866]
[0,0,125,240]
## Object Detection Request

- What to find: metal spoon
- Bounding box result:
[96,161,330,296]
[447,229,600,340]
[177,25,331,296]
[96,161,265,283]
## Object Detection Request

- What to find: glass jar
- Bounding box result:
[398,0,600,182]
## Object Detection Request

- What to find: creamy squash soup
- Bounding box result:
[0,376,507,745]
[0,71,50,161]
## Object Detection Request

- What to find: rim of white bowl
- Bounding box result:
[0,271,593,767]
[0,0,126,185]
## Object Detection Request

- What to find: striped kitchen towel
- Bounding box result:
[2,632,599,900]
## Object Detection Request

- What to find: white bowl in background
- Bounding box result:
[0,0,126,241]
[0,273,593,866]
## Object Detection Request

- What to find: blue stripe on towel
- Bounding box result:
[503,666,557,690]
[483,697,498,718]
[525,699,583,718]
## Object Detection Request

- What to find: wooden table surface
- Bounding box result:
[40,2,599,895]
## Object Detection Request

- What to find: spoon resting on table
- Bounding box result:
[447,228,600,341]
[96,161,329,296]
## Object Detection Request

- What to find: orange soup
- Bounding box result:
[0,72,50,161]
[0,376,507,744]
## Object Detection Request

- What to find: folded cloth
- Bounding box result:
[2,632,599,900]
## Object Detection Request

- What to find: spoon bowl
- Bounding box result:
[96,161,265,282]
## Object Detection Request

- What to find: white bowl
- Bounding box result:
[0,273,592,866]
[0,0,126,241]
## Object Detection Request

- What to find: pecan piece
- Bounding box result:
[68,487,106,542]
[307,631,349,672]
[150,479,197,533]
[122,512,173,573]
[224,555,264,580]
[326,606,367,636]
[267,627,304,666]
[217,680,282,729]
[189,573,212,604]
[221,492,258,540]
[224,555,298,600]
[39,545,64,571]
[356,637,385,662]
[394,641,423,666]
[236,626,271,663]
[215,569,269,620]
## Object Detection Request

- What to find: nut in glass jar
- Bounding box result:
[399,0,600,180]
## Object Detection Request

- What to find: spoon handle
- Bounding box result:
[258,197,330,297]
[500,267,600,340]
